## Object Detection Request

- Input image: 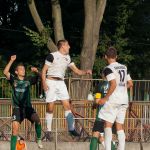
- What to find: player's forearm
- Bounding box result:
[3,60,14,75]
[76,70,87,76]
[41,70,46,86]
[127,80,133,88]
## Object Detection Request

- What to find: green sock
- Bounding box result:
[35,123,42,139]
[90,137,98,150]
[111,141,116,150]
[11,135,17,150]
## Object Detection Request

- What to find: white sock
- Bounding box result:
[45,113,53,131]
[117,130,125,150]
[104,128,112,150]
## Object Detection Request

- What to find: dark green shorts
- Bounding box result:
[12,107,36,123]
[92,120,104,133]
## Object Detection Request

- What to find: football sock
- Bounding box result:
[35,123,42,139]
[45,113,53,131]
[65,110,75,131]
[117,130,125,150]
[90,137,98,150]
[104,128,112,150]
[11,135,17,150]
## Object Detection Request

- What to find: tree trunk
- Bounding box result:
[27,0,58,51]
[51,0,64,43]
[71,0,107,100]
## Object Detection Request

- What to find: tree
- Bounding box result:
[27,0,107,99]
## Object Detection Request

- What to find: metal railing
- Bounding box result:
[1,101,150,142]
[1,117,150,143]
[0,77,150,101]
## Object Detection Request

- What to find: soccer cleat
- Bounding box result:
[69,129,80,137]
[45,131,52,141]
[37,139,43,149]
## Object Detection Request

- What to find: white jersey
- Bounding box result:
[103,62,131,104]
[45,51,73,79]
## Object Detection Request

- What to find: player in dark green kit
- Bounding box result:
[90,80,116,150]
[3,55,43,150]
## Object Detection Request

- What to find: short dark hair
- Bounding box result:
[57,39,68,49]
[15,63,25,71]
[105,47,117,59]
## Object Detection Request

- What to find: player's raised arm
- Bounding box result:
[69,62,92,76]
[3,55,16,80]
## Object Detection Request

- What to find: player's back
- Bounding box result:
[106,62,129,104]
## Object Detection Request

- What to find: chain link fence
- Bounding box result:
[1,117,150,143]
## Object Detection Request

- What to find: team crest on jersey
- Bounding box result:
[13,81,17,87]
[64,57,69,61]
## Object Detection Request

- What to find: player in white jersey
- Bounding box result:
[96,47,133,150]
[42,40,92,138]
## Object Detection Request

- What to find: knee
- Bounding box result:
[46,104,54,113]
[47,109,53,113]
[12,127,18,135]
[31,114,41,124]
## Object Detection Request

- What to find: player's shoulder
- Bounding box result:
[45,52,55,62]
[103,66,113,76]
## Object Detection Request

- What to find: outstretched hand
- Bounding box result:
[31,67,38,73]
[10,55,16,61]
[86,70,92,75]
[96,97,107,105]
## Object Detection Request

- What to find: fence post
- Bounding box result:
[68,77,71,98]
[55,118,58,150]
[140,118,143,142]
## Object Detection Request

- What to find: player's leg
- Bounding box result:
[116,123,125,150]
[57,81,79,136]
[90,120,105,150]
[61,100,79,136]
[44,80,56,134]
[27,108,43,149]
[11,121,20,150]
[104,121,113,150]
[11,108,22,150]
[90,131,99,150]
[98,102,117,150]
[115,105,128,150]
[46,102,55,133]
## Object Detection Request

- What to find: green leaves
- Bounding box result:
[24,25,52,48]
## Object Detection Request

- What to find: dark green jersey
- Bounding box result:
[9,74,38,108]
[95,80,109,121]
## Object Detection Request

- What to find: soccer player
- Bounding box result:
[90,80,116,150]
[3,55,43,150]
[42,39,92,138]
[97,47,133,150]
[90,80,108,150]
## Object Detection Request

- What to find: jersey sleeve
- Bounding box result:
[68,62,75,67]
[103,67,116,81]
[9,74,15,85]
[127,74,132,81]
[45,53,54,66]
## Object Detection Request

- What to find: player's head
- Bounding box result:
[15,63,25,77]
[105,47,117,61]
[19,137,25,144]
[57,39,70,55]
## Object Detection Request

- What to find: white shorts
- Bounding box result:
[45,79,70,102]
[98,101,128,124]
